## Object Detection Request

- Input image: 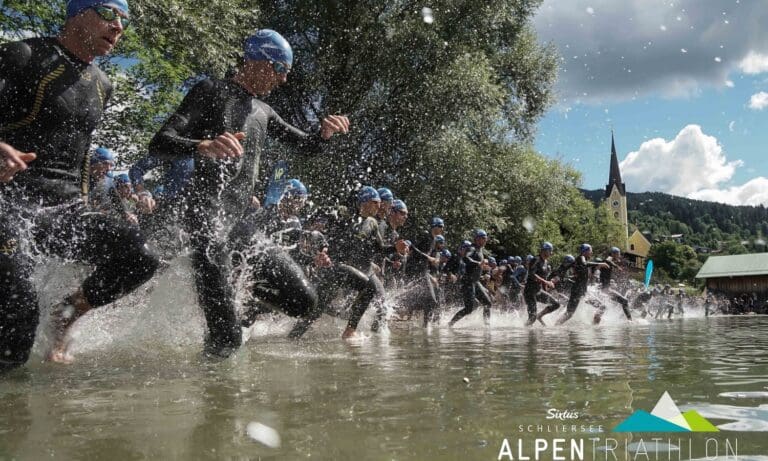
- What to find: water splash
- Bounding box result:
[246,422,281,448]
[421,7,434,24]
[522,216,536,233]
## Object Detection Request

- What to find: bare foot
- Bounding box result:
[46,346,74,364]
[44,301,80,364]
[342,327,359,340]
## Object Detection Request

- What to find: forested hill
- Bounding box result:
[581,189,768,250]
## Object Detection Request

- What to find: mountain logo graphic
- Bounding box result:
[613,392,719,433]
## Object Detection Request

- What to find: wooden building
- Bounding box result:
[695,253,768,296]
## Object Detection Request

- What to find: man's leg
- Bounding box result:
[449,282,477,326]
[35,209,159,361]
[0,209,38,372]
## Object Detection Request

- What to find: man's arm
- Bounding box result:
[269,111,350,154]
[0,41,37,182]
[149,79,243,160]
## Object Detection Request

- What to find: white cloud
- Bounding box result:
[748,91,768,110]
[738,51,768,74]
[534,1,768,104]
[619,125,768,206]
[620,125,741,196]
[689,178,768,206]
[728,121,735,132]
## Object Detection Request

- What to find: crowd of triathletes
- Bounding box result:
[86,147,736,339]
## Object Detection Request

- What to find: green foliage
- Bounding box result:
[2,0,628,257]
[584,190,768,256]
[259,0,568,243]
[648,241,701,283]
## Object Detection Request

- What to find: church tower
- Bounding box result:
[605,132,629,249]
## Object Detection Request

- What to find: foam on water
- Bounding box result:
[26,250,751,365]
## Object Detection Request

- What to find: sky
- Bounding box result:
[532,0,768,206]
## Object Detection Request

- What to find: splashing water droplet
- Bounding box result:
[421,7,434,24]
[246,422,281,448]
[522,216,536,233]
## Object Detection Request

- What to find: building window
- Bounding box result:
[612,200,620,207]
[630,244,635,250]
[614,212,619,218]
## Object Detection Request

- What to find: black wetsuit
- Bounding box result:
[631,291,653,318]
[564,256,602,316]
[377,218,404,287]
[286,215,390,338]
[449,246,493,326]
[149,77,324,354]
[229,207,321,331]
[405,232,442,326]
[523,256,560,324]
[0,38,159,371]
[595,255,631,320]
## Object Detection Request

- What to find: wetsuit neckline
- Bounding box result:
[51,37,90,67]
[227,78,257,98]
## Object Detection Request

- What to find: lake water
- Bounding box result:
[2,266,767,460]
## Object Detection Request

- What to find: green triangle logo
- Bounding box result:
[682,411,719,432]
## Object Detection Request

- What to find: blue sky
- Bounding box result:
[532,0,768,206]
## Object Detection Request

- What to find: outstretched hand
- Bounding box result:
[320,115,350,139]
[197,132,246,159]
[0,142,36,183]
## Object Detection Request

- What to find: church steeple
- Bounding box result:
[606,131,626,197]
[604,131,629,249]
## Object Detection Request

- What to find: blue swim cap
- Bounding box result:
[487,257,496,265]
[115,173,131,185]
[610,246,621,255]
[499,259,508,266]
[283,178,308,197]
[564,255,575,264]
[377,187,394,202]
[526,254,534,262]
[514,256,523,264]
[474,229,488,239]
[404,240,412,247]
[459,240,472,250]
[244,29,293,66]
[391,199,407,212]
[357,186,381,204]
[67,0,129,18]
[431,217,445,228]
[91,146,115,164]
[541,241,554,251]
[579,243,592,254]
[434,235,446,244]
[441,249,452,258]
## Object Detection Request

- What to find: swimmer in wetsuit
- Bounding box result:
[0,0,160,369]
[449,229,494,327]
[523,242,560,326]
[148,29,350,357]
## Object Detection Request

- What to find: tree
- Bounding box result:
[3,0,604,250]
[649,241,698,282]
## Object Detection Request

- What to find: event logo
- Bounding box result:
[613,392,719,433]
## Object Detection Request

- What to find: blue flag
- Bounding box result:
[644,260,654,289]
